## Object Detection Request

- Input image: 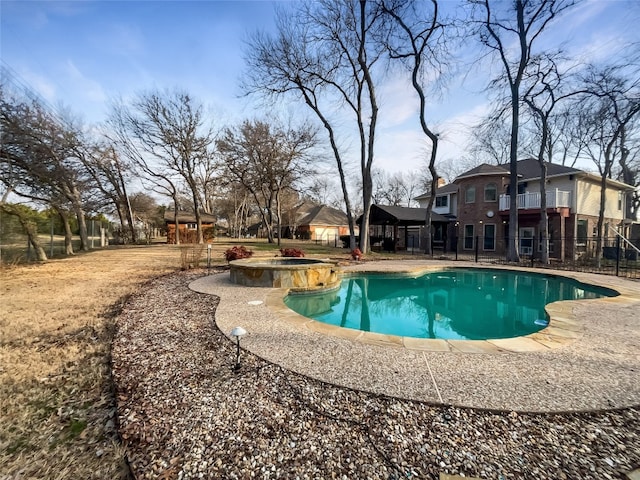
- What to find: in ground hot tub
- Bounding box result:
[229,258,339,290]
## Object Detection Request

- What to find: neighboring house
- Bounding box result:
[164,210,216,244]
[293,204,357,243]
[414,159,636,260]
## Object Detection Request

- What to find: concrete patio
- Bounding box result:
[190,261,640,412]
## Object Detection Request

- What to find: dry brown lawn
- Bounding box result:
[0,244,220,479]
[1,240,349,478]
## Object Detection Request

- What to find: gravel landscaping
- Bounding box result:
[112,271,640,480]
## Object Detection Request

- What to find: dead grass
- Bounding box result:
[0,245,187,479]
[0,240,351,478]
[0,242,346,480]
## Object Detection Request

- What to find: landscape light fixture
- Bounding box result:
[230,326,247,372]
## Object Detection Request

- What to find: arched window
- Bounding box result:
[484,183,497,202]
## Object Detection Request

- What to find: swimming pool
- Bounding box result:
[284,268,618,340]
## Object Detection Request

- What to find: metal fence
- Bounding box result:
[440,235,640,279]
[306,234,343,248]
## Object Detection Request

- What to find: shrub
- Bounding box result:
[180,244,205,270]
[280,248,305,257]
[351,248,363,260]
[224,246,254,262]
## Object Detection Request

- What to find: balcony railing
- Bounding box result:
[499,189,571,211]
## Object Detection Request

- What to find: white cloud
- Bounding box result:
[64,60,107,103]
[18,69,57,103]
[95,23,145,57]
[377,75,420,127]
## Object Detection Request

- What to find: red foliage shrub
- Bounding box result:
[280,248,305,258]
[224,246,254,262]
[351,248,363,260]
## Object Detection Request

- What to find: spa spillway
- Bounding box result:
[229,258,339,290]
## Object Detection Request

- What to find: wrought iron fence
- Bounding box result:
[445,235,640,279]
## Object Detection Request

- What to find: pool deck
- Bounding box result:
[190,260,640,412]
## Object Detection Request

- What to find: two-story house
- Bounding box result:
[415,159,636,260]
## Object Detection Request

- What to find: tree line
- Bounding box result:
[1,0,638,262]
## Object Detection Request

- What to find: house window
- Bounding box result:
[483,224,496,251]
[506,184,526,195]
[186,223,197,230]
[465,186,476,204]
[538,222,554,253]
[435,195,448,208]
[618,191,623,211]
[576,219,587,246]
[484,183,497,202]
[519,227,534,255]
[463,224,474,250]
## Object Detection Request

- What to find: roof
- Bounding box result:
[164,210,216,223]
[456,163,510,179]
[292,200,318,218]
[516,158,582,180]
[363,204,453,226]
[414,182,458,200]
[297,205,350,226]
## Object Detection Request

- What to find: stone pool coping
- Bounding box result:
[271,263,635,353]
[190,261,640,412]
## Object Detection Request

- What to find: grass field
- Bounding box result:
[0,239,351,478]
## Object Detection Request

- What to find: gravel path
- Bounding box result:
[112,271,639,480]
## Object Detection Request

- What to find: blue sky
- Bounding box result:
[1,0,638,176]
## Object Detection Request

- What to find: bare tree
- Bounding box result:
[217,119,317,244]
[304,176,344,208]
[469,111,513,165]
[380,0,450,254]
[244,0,383,252]
[244,14,358,249]
[0,89,93,252]
[372,169,421,207]
[577,67,640,263]
[77,144,138,243]
[128,192,161,244]
[469,0,578,261]
[521,54,589,264]
[107,90,215,244]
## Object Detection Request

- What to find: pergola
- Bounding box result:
[360,204,455,251]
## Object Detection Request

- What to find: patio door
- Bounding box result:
[519,227,535,255]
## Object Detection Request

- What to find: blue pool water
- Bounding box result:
[284,269,617,340]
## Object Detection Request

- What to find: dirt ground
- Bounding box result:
[0,244,199,479]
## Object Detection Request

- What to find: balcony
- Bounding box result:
[499,189,571,211]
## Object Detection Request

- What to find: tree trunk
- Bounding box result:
[299,88,358,250]
[59,209,75,255]
[191,186,204,244]
[24,221,47,261]
[73,202,90,252]
[275,189,282,247]
[595,172,607,268]
[173,199,181,245]
[2,205,48,262]
[360,181,373,254]
[357,0,379,255]
[538,117,550,265]
[539,163,549,265]
[507,83,521,263]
